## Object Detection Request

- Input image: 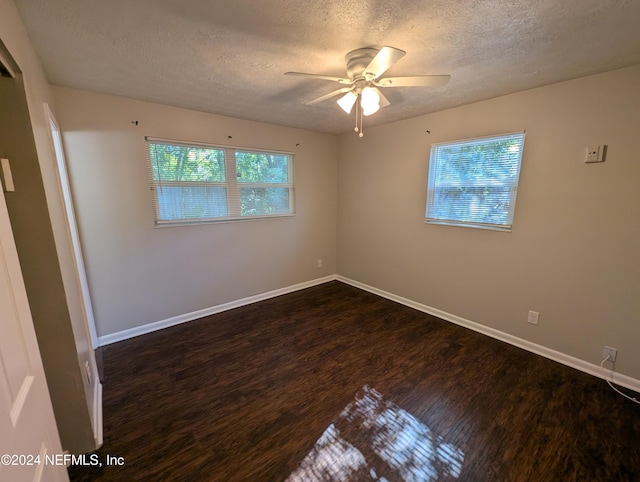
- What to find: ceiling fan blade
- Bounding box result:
[363,46,406,80]
[285,72,352,85]
[306,87,352,105]
[375,75,451,88]
[371,87,390,108]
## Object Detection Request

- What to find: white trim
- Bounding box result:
[98,274,640,393]
[430,130,526,148]
[1,158,15,191]
[43,103,99,349]
[336,275,640,393]
[144,136,295,156]
[10,376,34,425]
[0,48,17,78]
[93,380,103,448]
[97,276,336,346]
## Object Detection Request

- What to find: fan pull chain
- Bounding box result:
[353,95,364,137]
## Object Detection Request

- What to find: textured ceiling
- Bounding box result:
[12,0,640,134]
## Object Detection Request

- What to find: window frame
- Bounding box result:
[425,131,525,232]
[146,137,295,226]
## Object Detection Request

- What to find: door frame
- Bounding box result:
[43,103,99,349]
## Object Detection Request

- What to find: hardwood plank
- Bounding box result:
[68,281,640,481]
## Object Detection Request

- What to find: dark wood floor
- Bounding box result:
[69,281,640,481]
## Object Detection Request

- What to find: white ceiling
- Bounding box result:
[13,0,640,134]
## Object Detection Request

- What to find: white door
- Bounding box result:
[0,187,68,480]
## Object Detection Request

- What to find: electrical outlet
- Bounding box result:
[527,310,539,325]
[585,145,606,163]
[317,259,323,268]
[602,346,617,363]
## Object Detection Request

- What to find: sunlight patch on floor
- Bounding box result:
[287,385,464,481]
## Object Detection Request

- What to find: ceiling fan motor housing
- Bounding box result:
[345,48,379,79]
[285,45,449,115]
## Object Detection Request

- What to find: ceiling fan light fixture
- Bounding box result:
[286,46,450,137]
[337,91,357,114]
[360,86,380,116]
[362,102,380,116]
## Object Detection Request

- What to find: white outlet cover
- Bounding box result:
[585,145,606,163]
[527,310,539,325]
[602,346,617,362]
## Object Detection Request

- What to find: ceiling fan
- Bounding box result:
[285,46,450,136]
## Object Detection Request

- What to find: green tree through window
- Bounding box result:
[235,151,291,216]
[147,139,294,224]
[426,132,525,231]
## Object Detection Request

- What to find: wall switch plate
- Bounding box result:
[527,310,539,325]
[585,145,606,163]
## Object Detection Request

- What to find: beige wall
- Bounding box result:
[1,0,97,453]
[52,87,338,338]
[54,67,640,383]
[337,65,640,381]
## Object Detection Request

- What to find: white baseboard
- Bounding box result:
[97,275,336,346]
[97,273,640,394]
[336,275,640,394]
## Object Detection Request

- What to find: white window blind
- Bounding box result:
[425,132,525,231]
[146,138,294,225]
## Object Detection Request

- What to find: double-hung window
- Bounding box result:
[146,138,294,225]
[425,132,525,231]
